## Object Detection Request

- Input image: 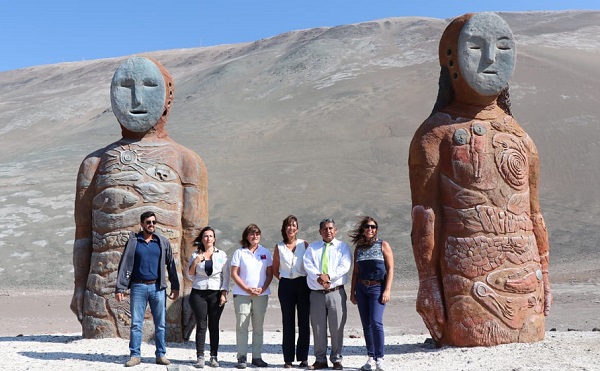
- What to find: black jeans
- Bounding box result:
[189,289,224,357]
[278,277,311,363]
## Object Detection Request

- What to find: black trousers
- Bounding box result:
[278,277,311,363]
[189,289,224,357]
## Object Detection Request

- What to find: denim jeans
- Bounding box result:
[355,283,386,359]
[129,282,166,358]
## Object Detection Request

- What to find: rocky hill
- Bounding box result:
[0,11,599,289]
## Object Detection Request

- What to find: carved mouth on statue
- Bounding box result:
[482,70,497,75]
[129,110,148,115]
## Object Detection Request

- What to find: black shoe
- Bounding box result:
[299,361,309,367]
[307,362,328,370]
[332,362,344,370]
[236,356,247,369]
[284,362,293,369]
[251,358,269,367]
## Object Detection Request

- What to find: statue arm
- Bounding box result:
[70,154,101,321]
[528,147,552,316]
[409,130,445,342]
[179,150,208,340]
[180,154,209,288]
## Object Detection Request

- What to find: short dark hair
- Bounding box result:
[281,215,299,243]
[319,218,335,230]
[140,211,156,223]
[240,224,261,248]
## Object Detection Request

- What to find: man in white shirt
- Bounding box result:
[303,219,352,370]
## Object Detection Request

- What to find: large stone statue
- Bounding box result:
[70,57,207,342]
[408,13,552,347]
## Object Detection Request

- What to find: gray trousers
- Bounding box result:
[309,287,347,363]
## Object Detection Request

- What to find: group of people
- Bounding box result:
[115,212,394,370]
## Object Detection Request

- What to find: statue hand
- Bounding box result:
[416,277,445,342]
[543,274,552,316]
[70,288,84,322]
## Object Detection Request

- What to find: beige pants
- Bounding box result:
[233,294,269,359]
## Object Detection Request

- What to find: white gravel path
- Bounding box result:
[2,330,600,371]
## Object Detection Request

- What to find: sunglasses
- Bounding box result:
[145,220,157,225]
[364,224,378,230]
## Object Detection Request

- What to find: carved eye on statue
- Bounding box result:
[453,128,470,145]
[497,38,514,51]
[472,123,487,136]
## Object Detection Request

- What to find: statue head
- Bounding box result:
[110,57,174,137]
[435,12,515,110]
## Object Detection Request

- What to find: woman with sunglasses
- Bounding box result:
[187,226,230,368]
[349,217,394,371]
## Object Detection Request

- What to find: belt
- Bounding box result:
[133,280,157,284]
[314,285,343,294]
[359,279,382,286]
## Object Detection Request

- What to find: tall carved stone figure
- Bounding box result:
[70,57,207,342]
[408,13,552,346]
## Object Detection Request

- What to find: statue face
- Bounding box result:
[457,13,515,96]
[111,57,167,132]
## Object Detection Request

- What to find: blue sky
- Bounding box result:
[1,0,598,72]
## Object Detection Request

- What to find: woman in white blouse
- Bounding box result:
[187,226,229,368]
[272,215,310,368]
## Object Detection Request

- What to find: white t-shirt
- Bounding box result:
[230,244,273,296]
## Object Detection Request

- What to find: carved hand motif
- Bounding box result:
[416,277,446,342]
[543,273,552,316]
[70,288,85,321]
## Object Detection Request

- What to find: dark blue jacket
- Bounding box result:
[115,231,180,293]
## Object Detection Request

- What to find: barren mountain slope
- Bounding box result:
[0,11,598,289]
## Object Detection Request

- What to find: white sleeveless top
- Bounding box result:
[277,239,307,279]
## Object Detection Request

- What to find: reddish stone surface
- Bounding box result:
[70,58,207,342]
[408,13,551,346]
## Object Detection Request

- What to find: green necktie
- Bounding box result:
[321,242,331,274]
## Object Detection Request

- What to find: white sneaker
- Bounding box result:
[360,357,375,371]
[376,358,385,371]
[194,355,205,368]
[209,356,220,367]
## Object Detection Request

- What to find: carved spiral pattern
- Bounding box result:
[493,133,528,191]
[120,150,138,165]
